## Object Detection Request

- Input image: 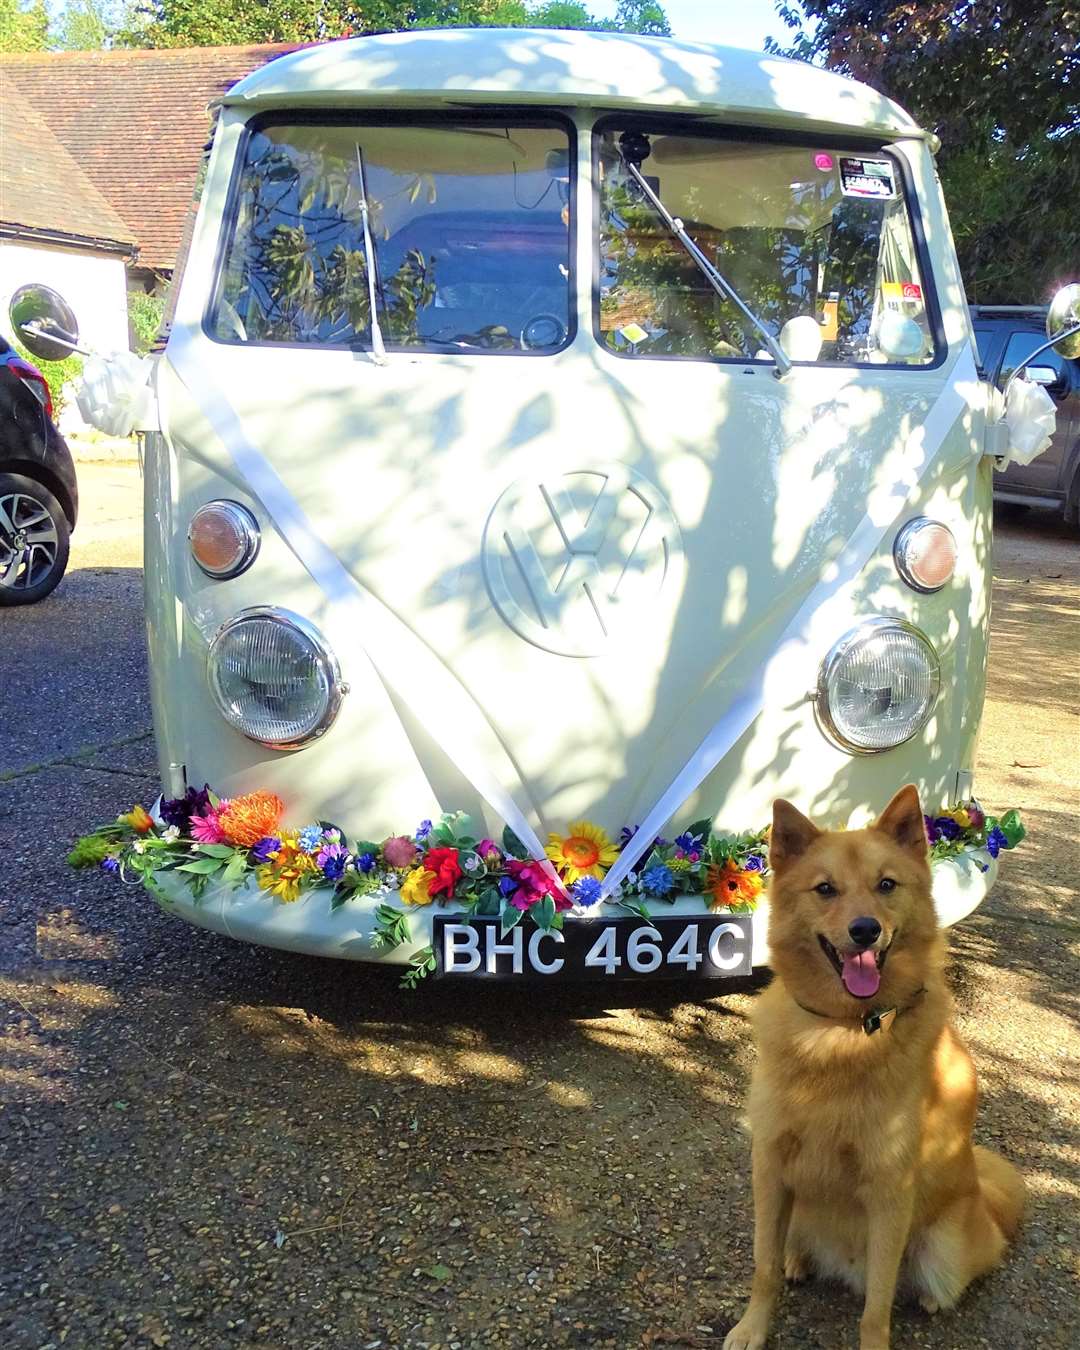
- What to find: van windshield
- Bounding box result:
[597,126,937,367]
[210,119,573,353]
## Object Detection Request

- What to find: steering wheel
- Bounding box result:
[520,314,567,351]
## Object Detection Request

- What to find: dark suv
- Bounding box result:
[971,305,1080,526]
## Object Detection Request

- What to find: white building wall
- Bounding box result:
[0,239,131,355]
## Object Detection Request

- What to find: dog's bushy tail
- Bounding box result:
[974,1145,1025,1240]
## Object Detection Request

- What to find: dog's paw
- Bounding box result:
[783,1251,811,1283]
[723,1316,770,1350]
[918,1295,941,1315]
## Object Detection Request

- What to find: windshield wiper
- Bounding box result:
[355,145,387,365]
[617,131,792,379]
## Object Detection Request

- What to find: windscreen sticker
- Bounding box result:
[839,157,897,199]
[882,280,924,309]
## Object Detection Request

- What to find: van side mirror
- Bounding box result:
[9,284,81,363]
[1025,365,1060,388]
[1047,283,1080,359]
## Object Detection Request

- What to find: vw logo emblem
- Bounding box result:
[481,462,683,657]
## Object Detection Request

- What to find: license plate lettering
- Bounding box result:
[434,913,753,981]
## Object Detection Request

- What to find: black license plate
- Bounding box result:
[433,913,753,981]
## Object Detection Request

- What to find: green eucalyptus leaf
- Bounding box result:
[500,901,524,937]
[535,895,556,932]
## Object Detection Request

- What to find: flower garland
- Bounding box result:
[69,788,1024,987]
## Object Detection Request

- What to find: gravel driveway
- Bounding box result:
[1,468,1077,1349]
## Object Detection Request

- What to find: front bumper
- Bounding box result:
[151,848,999,970]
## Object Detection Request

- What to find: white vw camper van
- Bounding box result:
[45,29,1054,985]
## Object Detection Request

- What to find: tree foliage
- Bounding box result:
[120,0,669,48]
[0,0,49,51]
[770,2,1079,303]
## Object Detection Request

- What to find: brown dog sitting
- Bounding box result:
[723,785,1024,1350]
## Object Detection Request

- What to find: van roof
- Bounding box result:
[222,27,928,145]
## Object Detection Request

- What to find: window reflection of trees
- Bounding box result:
[599,142,914,364]
[217,138,436,346]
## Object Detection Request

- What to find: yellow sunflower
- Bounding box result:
[255,835,317,903]
[546,820,619,883]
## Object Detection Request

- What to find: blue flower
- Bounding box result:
[318,844,349,880]
[641,864,675,897]
[674,830,704,852]
[743,854,765,873]
[985,826,1007,859]
[251,836,281,863]
[298,825,324,853]
[498,875,518,898]
[933,816,962,841]
[356,852,376,874]
[571,876,603,906]
[100,856,120,874]
[415,819,433,841]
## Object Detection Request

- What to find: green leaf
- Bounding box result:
[997,810,1026,848]
[423,1263,451,1283]
[194,844,237,858]
[551,911,565,931]
[534,895,556,932]
[353,839,382,858]
[686,818,713,844]
[502,826,528,860]
[329,889,350,912]
[176,858,225,875]
[500,901,524,937]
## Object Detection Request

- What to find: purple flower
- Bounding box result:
[570,876,603,906]
[985,826,1007,859]
[743,854,765,872]
[415,819,433,841]
[159,783,213,831]
[317,842,349,880]
[355,851,376,874]
[477,838,502,865]
[251,836,281,863]
[674,831,703,852]
[619,825,667,851]
[933,816,962,841]
[100,856,120,874]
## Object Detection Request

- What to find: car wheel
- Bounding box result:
[0,472,71,606]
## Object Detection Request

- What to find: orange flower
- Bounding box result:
[218,791,285,848]
[118,804,153,834]
[706,858,764,912]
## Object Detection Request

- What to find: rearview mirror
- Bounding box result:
[1047,283,1080,359]
[1025,365,1060,387]
[9,284,80,363]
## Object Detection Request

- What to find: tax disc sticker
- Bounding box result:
[619,323,649,344]
[839,157,897,199]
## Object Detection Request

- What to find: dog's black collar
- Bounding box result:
[792,987,928,1035]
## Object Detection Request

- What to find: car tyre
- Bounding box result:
[0,472,71,606]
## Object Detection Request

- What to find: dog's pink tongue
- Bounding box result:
[842,950,881,998]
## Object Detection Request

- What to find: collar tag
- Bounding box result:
[863,1006,898,1035]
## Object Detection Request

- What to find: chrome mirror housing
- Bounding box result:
[1047,283,1080,359]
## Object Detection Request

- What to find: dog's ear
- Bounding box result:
[872,784,927,856]
[770,799,821,870]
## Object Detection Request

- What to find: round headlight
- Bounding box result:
[893,518,957,592]
[207,608,343,748]
[189,501,260,578]
[816,618,940,754]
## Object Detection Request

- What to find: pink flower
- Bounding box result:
[190,799,230,844]
[477,838,502,865]
[506,859,571,912]
[382,835,418,868]
[967,803,986,831]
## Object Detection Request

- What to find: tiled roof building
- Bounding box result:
[1,43,299,273]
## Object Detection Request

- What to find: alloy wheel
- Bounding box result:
[0,490,61,591]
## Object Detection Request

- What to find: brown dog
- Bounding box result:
[723,785,1024,1350]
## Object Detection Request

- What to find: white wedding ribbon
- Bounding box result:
[167,325,565,893]
[600,345,981,897]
